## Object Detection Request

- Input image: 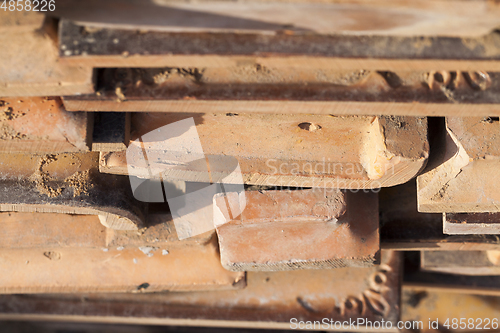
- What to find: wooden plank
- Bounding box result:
[63,69,500,117]
[92,112,130,152]
[0,97,91,153]
[444,212,500,235]
[58,19,500,71]
[421,251,500,276]
[53,0,500,37]
[417,117,500,213]
[0,251,402,327]
[380,180,500,251]
[100,113,429,189]
[215,189,379,271]
[0,236,245,294]
[0,152,146,230]
[0,18,93,97]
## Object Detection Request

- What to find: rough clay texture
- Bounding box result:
[0,152,146,231]
[214,189,379,271]
[418,117,500,213]
[100,113,428,189]
[0,97,90,153]
[64,69,500,117]
[28,155,93,198]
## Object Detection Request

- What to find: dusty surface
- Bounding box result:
[64,69,500,117]
[0,101,27,140]
[99,67,377,89]
[64,171,92,197]
[379,116,429,160]
[0,152,94,179]
[59,17,500,73]
[0,152,146,231]
[29,155,93,198]
[0,97,90,153]
[90,68,498,101]
[29,155,64,198]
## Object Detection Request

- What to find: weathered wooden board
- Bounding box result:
[53,0,500,37]
[58,19,500,71]
[0,18,93,97]
[0,251,401,328]
[100,113,429,189]
[0,152,146,230]
[0,97,91,153]
[444,213,500,235]
[380,180,500,251]
[63,69,500,117]
[421,251,500,276]
[215,189,379,271]
[92,112,130,152]
[417,117,500,213]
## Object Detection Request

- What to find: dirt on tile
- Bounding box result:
[30,155,93,198]
[0,101,27,140]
